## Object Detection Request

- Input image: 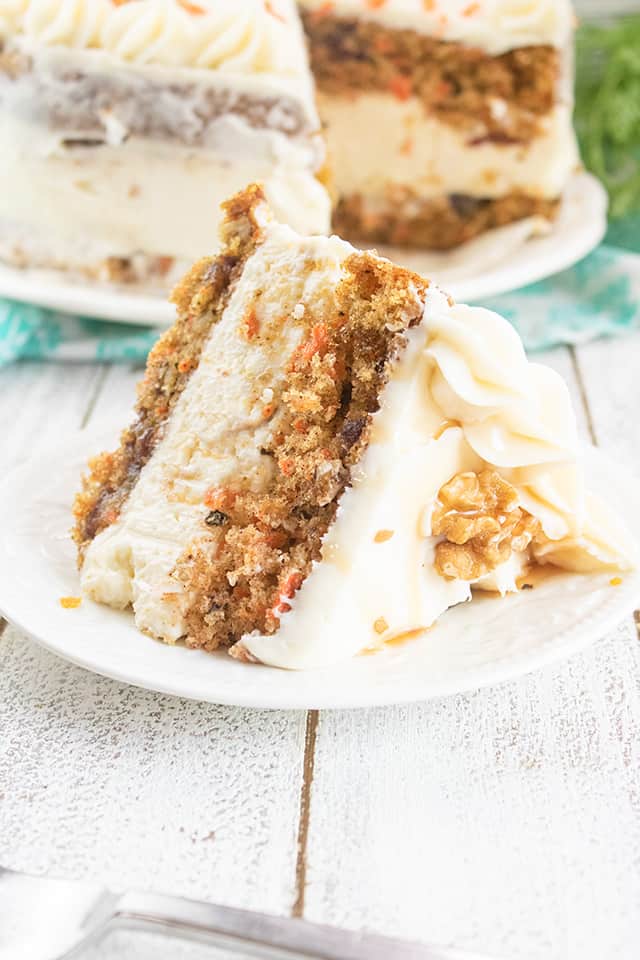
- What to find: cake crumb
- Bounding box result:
[60,596,82,609]
[374,529,395,543]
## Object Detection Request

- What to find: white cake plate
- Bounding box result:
[0,427,637,710]
[0,173,606,326]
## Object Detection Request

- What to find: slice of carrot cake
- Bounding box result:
[0,0,329,287]
[74,185,637,670]
[300,0,580,249]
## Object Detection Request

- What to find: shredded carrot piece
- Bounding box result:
[310,0,334,19]
[282,572,304,598]
[389,75,412,101]
[243,308,260,340]
[279,459,295,477]
[399,136,414,156]
[204,487,237,510]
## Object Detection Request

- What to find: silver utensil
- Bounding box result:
[0,865,497,960]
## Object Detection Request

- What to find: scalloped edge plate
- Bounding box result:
[0,427,638,710]
[0,173,606,326]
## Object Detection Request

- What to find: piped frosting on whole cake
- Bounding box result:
[73,186,638,670]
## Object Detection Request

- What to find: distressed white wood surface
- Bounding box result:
[1,334,640,959]
[0,362,306,917]
[302,338,640,960]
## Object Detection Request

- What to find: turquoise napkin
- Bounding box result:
[1,241,639,366]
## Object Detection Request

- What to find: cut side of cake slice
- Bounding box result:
[74,186,637,670]
[0,0,329,286]
[300,0,579,250]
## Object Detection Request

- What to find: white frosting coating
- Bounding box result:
[80,221,637,671]
[245,290,637,669]
[0,108,330,272]
[299,0,575,55]
[0,0,307,76]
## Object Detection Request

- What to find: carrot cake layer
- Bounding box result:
[303,14,559,141]
[75,185,638,670]
[334,191,559,251]
[299,0,578,250]
[0,0,330,287]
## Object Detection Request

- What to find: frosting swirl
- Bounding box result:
[1,0,302,74]
[426,304,579,469]
[425,303,637,573]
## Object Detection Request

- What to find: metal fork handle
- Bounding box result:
[112,891,495,960]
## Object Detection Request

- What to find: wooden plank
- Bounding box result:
[0,623,307,914]
[572,332,640,469]
[0,361,102,470]
[302,343,640,959]
[0,361,308,916]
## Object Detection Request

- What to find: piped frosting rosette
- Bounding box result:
[0,0,303,75]
[425,304,638,573]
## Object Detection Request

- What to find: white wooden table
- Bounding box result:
[1,333,640,960]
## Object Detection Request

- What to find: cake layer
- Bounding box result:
[319,94,577,201]
[0,103,329,283]
[0,44,319,144]
[304,13,562,140]
[333,191,558,251]
[299,0,574,55]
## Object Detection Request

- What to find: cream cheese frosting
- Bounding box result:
[298,0,575,55]
[0,0,307,76]
[80,222,637,670]
[243,291,637,669]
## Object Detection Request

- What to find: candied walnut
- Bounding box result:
[432,470,541,581]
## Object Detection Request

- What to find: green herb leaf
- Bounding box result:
[576,15,640,219]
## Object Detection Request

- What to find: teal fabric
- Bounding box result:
[1,240,639,366]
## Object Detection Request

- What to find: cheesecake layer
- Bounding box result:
[0,93,329,283]
[0,1,330,282]
[319,94,578,201]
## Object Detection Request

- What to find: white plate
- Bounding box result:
[0,429,638,710]
[0,173,606,326]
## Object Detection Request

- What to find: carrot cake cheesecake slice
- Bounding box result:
[74,185,637,670]
[0,0,329,287]
[300,0,580,249]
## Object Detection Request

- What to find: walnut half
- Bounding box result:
[432,470,541,582]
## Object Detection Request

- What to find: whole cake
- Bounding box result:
[301,0,580,249]
[0,0,330,286]
[73,186,637,670]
